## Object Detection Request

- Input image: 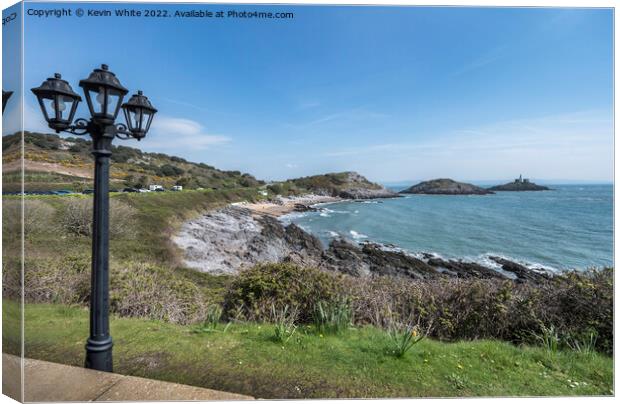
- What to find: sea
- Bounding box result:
[280,184,613,272]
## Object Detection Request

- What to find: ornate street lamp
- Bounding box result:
[31,64,157,372]
[3,90,13,113]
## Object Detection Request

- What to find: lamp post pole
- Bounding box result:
[31,65,157,372]
[86,124,114,370]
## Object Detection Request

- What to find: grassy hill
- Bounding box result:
[2,132,264,192]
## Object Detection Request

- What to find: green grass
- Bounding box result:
[6,302,613,399]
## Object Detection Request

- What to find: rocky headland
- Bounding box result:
[400,178,493,195]
[174,205,552,282]
[289,171,398,199]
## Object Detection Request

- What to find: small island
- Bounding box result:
[488,175,550,191]
[399,178,493,195]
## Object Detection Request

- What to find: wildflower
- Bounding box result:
[457,363,463,369]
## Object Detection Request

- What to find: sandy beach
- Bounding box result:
[235,194,342,217]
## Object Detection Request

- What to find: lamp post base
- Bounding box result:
[84,337,113,372]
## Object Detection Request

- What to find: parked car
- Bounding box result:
[82,189,95,194]
[154,188,165,192]
[122,187,139,193]
[51,190,74,195]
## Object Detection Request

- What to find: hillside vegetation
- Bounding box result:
[2,132,263,192]
[3,133,393,198]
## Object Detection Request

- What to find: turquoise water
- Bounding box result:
[281,185,613,271]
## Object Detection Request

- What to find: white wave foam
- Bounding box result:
[349,230,368,240]
[278,212,308,224]
[475,253,558,274]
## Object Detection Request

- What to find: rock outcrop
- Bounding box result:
[174,206,552,283]
[322,240,438,280]
[400,179,493,195]
[426,257,508,279]
[488,256,550,283]
[487,180,550,191]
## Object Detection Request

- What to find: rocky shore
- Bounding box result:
[174,205,552,282]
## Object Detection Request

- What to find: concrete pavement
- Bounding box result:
[2,354,254,402]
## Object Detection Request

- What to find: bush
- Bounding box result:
[223,263,613,355]
[3,199,57,238]
[59,198,137,238]
[110,261,208,324]
[348,269,613,355]
[157,164,185,177]
[22,254,91,305]
[223,263,346,322]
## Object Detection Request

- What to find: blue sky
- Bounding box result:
[4,3,614,182]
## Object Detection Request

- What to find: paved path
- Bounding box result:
[2,354,254,402]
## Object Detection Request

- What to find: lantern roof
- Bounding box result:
[31,73,82,100]
[78,64,128,95]
[122,90,157,113]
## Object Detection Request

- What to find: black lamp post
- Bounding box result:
[31,65,157,372]
[2,90,13,113]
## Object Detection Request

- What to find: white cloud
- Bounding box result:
[140,116,231,151]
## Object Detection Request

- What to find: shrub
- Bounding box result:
[222,264,612,354]
[347,269,613,355]
[59,198,137,238]
[223,263,345,322]
[3,199,57,238]
[21,254,91,305]
[110,261,208,324]
[157,164,185,177]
